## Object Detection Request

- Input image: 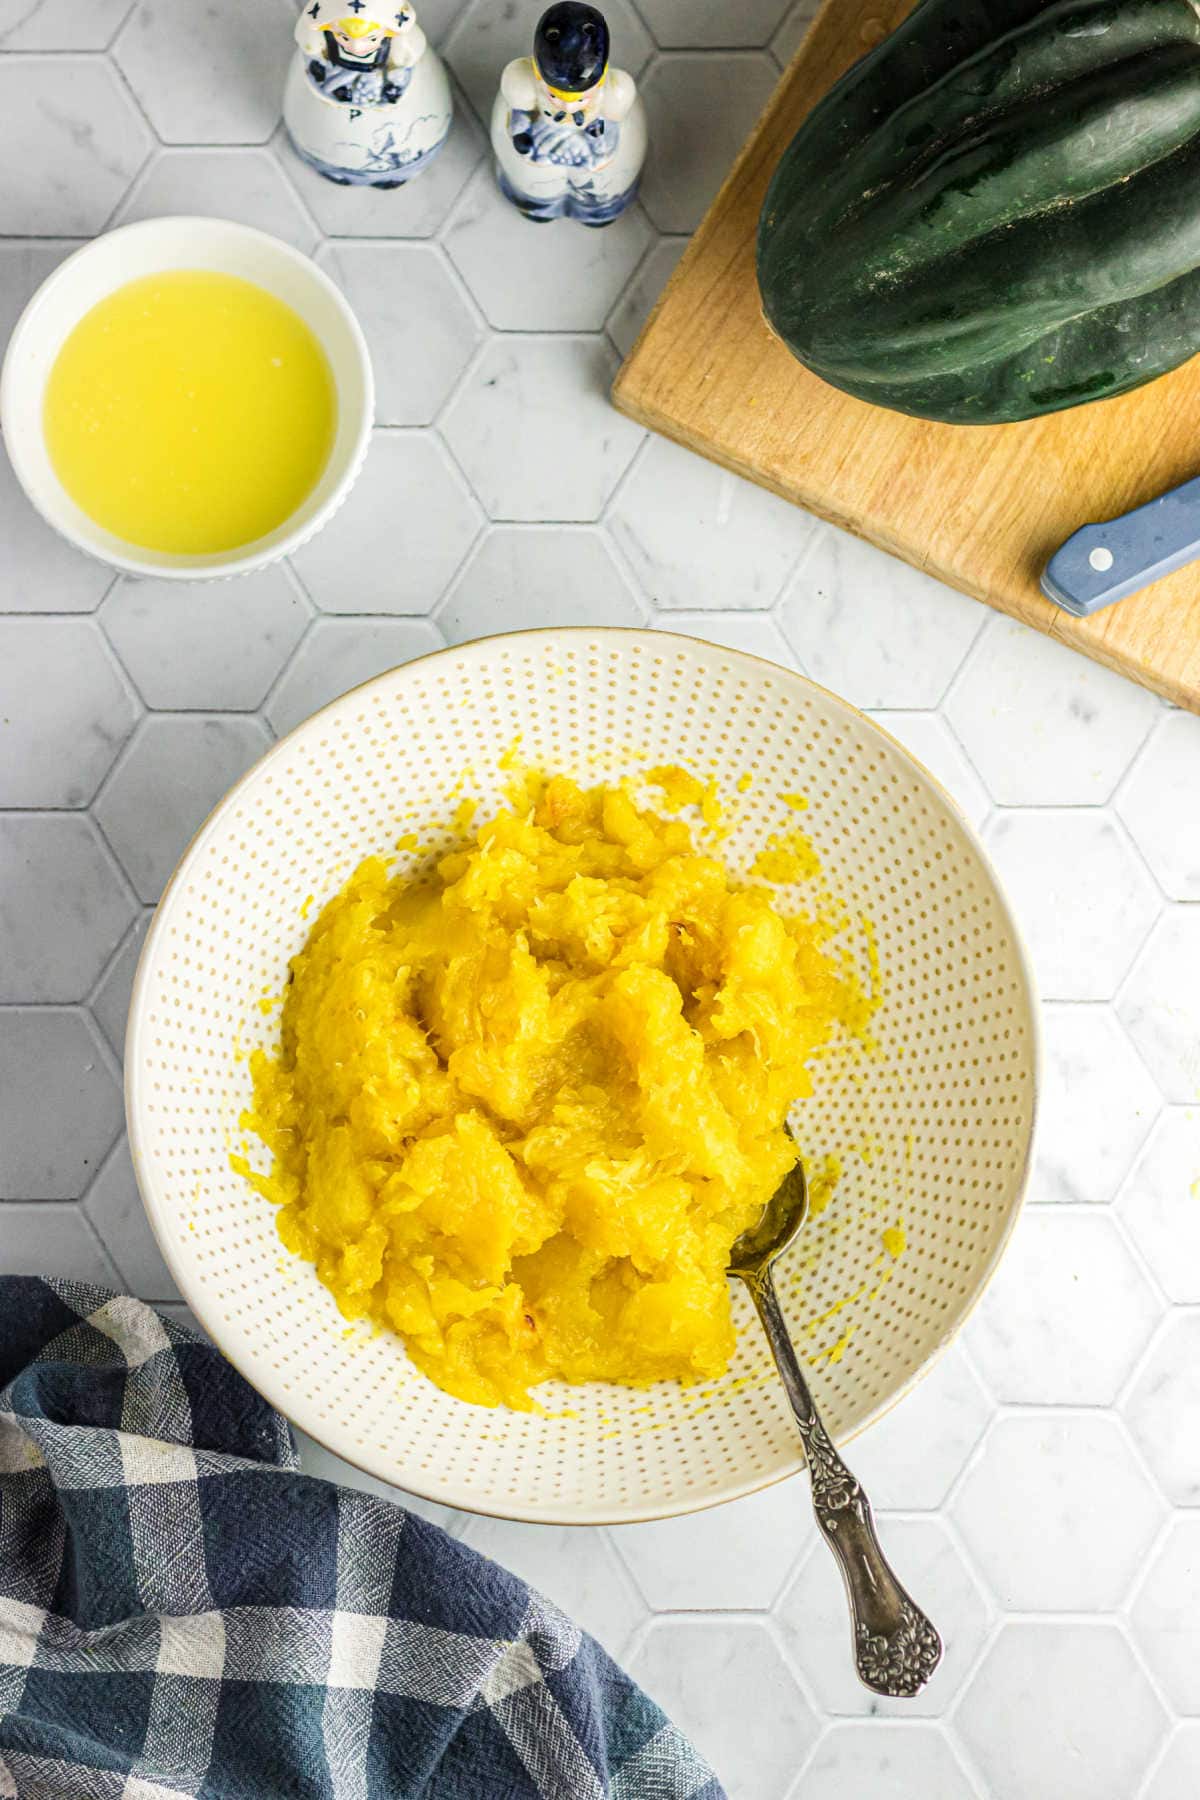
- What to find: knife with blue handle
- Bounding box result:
[1041,472,1200,617]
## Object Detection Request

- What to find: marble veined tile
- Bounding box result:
[951,1411,1164,1611]
[95,714,272,903]
[1124,1313,1200,1505]
[1117,711,1200,901]
[446,169,652,332]
[1145,1728,1200,1800]
[265,615,443,737]
[638,53,778,234]
[0,814,136,1004]
[794,1723,983,1800]
[964,1207,1159,1407]
[779,528,983,710]
[0,56,151,233]
[0,1011,121,1201]
[983,810,1160,1001]
[113,0,295,145]
[0,0,132,50]
[845,1341,992,1511]
[0,618,138,808]
[1118,1108,1200,1303]
[0,436,112,613]
[630,1618,817,1800]
[0,1202,120,1284]
[442,336,643,523]
[90,912,150,1062]
[0,240,83,365]
[771,0,817,67]
[1130,1517,1200,1716]
[114,146,319,252]
[945,613,1159,806]
[83,1136,179,1305]
[606,236,687,360]
[438,524,645,643]
[1118,907,1200,1103]
[611,434,816,612]
[611,1475,808,1611]
[1034,1003,1160,1205]
[637,0,794,48]
[654,609,798,667]
[290,432,481,613]
[100,568,308,712]
[956,1623,1167,1800]
[316,241,480,427]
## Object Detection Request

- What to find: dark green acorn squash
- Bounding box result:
[757,0,1200,423]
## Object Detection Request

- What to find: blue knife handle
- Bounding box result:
[1041,472,1200,616]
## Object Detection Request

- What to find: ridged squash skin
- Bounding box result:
[756,0,1200,423]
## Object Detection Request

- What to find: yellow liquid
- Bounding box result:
[44,271,337,555]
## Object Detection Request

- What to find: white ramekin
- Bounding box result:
[0,216,374,581]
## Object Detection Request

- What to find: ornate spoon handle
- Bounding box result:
[744,1268,942,1698]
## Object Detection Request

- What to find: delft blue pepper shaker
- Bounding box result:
[284,2,452,188]
[491,3,647,226]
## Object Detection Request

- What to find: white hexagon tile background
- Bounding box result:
[2,4,1200,1797]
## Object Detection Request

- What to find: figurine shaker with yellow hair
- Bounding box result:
[491,3,646,225]
[283,2,451,187]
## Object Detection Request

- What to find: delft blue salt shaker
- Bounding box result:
[284,2,452,188]
[491,2,647,226]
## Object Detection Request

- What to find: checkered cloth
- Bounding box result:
[0,1279,724,1800]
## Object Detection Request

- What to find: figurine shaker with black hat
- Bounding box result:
[283,2,452,188]
[490,2,647,225]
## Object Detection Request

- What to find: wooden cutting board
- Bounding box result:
[613,0,1200,712]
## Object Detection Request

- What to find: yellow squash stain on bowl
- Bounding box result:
[44,270,336,555]
[882,1222,907,1260]
[233,768,876,1411]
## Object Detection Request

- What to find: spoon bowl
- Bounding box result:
[728,1156,809,1275]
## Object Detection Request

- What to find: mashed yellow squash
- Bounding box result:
[238,774,869,1410]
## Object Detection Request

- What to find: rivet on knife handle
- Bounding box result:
[1041,472,1200,617]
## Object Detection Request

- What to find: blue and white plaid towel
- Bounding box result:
[0,1279,725,1800]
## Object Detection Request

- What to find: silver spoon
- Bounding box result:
[729,1157,942,1698]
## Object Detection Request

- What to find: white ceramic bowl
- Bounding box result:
[126,629,1040,1523]
[0,216,373,581]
